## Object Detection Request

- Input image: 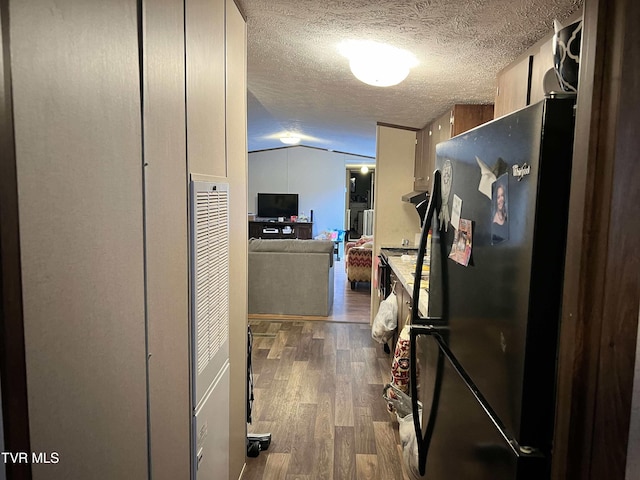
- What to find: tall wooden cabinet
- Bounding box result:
[3,1,247,479]
[414,104,494,192]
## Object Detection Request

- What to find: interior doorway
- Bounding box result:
[345,165,375,241]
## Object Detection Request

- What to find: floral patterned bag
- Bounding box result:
[386,323,412,413]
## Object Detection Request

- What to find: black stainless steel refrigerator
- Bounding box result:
[409,97,576,479]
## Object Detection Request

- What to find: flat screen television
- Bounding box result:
[257,193,299,219]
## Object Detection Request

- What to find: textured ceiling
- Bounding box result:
[238,0,583,157]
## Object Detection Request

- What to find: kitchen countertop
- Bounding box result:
[387,255,429,317]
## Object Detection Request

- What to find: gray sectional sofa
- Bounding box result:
[248,238,335,316]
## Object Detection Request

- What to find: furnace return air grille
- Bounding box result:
[191,181,229,375]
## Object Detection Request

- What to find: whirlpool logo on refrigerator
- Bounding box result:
[512,163,531,181]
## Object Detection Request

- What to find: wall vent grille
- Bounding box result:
[192,182,229,375]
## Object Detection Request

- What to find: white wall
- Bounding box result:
[372,126,421,248]
[371,125,420,322]
[248,146,372,236]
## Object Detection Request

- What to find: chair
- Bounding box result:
[345,236,374,289]
[331,229,346,260]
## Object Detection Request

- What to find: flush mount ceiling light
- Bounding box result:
[279,133,301,145]
[338,40,418,87]
[360,165,369,174]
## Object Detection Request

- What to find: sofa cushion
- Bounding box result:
[249,238,334,256]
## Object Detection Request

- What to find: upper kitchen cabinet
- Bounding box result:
[414,104,494,192]
[494,42,555,119]
[414,126,431,191]
[494,11,581,119]
[451,104,495,135]
[494,54,533,119]
[530,35,556,105]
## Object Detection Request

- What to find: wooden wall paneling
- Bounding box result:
[554,0,640,478]
[0,2,31,478]
[143,0,191,478]
[553,0,606,476]
[225,0,248,477]
[588,0,640,476]
[629,306,640,479]
[494,54,532,118]
[11,1,148,478]
[186,0,226,177]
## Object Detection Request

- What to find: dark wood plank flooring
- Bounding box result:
[244,320,411,480]
[249,259,372,324]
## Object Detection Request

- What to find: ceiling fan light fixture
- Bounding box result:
[279,133,301,145]
[339,40,418,87]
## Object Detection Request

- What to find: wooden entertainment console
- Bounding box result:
[249,220,313,240]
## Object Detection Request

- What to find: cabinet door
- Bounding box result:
[296,224,312,239]
[494,55,533,119]
[451,104,495,136]
[186,0,226,176]
[397,283,412,332]
[530,36,555,105]
[401,289,413,332]
[414,127,431,191]
[248,222,262,238]
[433,109,453,153]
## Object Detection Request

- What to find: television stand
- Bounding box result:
[249,220,312,240]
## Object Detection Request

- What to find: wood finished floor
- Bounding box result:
[248,258,373,324]
[243,320,411,480]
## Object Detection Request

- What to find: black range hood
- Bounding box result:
[402,190,430,226]
[401,190,429,205]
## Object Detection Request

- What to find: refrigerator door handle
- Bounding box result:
[410,325,445,476]
[411,169,442,324]
[408,170,447,476]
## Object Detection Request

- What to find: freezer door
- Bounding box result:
[410,332,547,479]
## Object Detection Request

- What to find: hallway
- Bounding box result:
[244,320,410,480]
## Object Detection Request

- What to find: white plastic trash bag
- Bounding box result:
[398,409,423,480]
[371,291,398,344]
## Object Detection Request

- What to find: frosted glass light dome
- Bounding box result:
[279,133,301,145]
[339,40,418,87]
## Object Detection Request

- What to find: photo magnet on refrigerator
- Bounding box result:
[491,174,509,244]
[439,159,453,231]
[449,218,473,267]
[451,194,462,231]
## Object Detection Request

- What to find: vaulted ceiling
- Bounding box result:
[238,0,583,157]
